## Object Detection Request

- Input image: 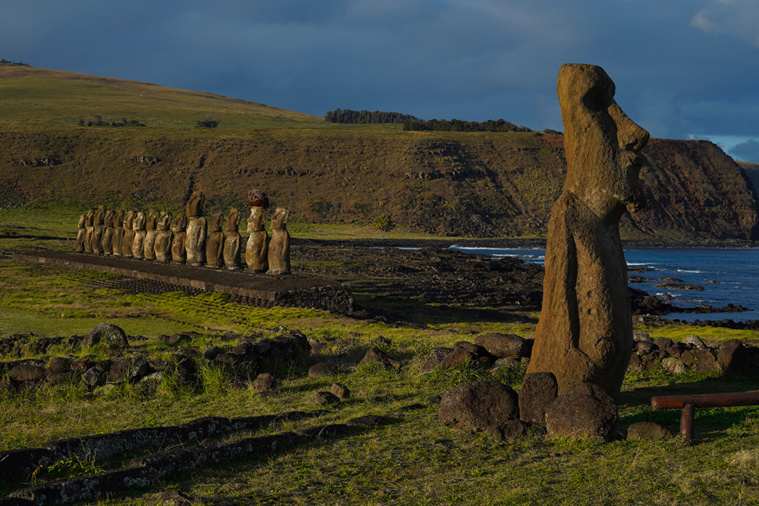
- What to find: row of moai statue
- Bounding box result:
[73,190,290,275]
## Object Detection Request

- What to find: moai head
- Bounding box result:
[208,212,224,233]
[133,211,146,231]
[123,211,134,230]
[84,209,95,227]
[145,209,158,231]
[557,63,650,218]
[113,210,124,228]
[270,207,289,231]
[171,213,188,233]
[247,189,269,208]
[103,210,114,228]
[186,191,206,218]
[248,207,266,232]
[77,214,86,229]
[94,206,106,226]
[225,208,241,232]
[157,211,172,231]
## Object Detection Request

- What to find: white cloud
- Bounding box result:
[691,0,759,47]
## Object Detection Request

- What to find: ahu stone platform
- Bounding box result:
[16,251,352,314]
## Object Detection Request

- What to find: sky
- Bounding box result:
[2,0,759,162]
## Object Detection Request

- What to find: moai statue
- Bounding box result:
[121,211,135,259]
[111,210,124,256]
[154,211,173,263]
[246,189,269,273]
[143,209,159,261]
[267,207,291,275]
[205,212,225,268]
[185,191,207,266]
[223,208,242,270]
[101,210,115,255]
[91,206,106,255]
[132,211,147,259]
[74,214,86,252]
[170,214,188,263]
[83,209,95,253]
[526,64,650,399]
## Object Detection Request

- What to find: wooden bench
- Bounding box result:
[651,391,759,443]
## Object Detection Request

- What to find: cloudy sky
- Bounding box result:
[3,0,759,161]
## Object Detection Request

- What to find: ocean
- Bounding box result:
[450,246,759,323]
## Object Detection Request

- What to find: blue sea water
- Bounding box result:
[450,246,759,322]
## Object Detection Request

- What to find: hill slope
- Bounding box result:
[0,67,756,244]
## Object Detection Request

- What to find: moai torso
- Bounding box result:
[223,208,242,270]
[205,212,225,268]
[185,191,207,266]
[132,212,147,259]
[267,207,290,275]
[75,214,86,252]
[91,206,106,255]
[121,211,135,258]
[246,207,268,273]
[154,211,173,263]
[111,210,124,256]
[170,214,188,263]
[526,64,650,399]
[101,210,115,255]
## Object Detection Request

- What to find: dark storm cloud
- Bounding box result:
[2,0,759,160]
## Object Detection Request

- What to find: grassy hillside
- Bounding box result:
[0,66,757,243]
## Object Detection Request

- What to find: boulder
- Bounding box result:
[83,323,129,350]
[48,356,71,374]
[626,422,672,440]
[684,335,708,350]
[251,373,276,392]
[485,419,530,442]
[8,363,46,382]
[420,347,453,373]
[545,383,618,441]
[518,372,558,425]
[440,342,493,368]
[717,340,752,373]
[474,333,529,358]
[314,391,340,405]
[331,383,351,399]
[438,381,519,432]
[358,347,401,369]
[661,357,686,375]
[308,362,338,378]
[687,348,721,374]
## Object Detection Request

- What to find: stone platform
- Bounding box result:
[16,251,352,313]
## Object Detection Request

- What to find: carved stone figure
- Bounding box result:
[223,208,242,270]
[74,214,86,252]
[132,211,147,259]
[246,206,268,273]
[170,214,188,263]
[91,206,106,255]
[154,211,173,263]
[83,209,95,253]
[101,210,115,255]
[121,211,135,258]
[185,191,207,266]
[267,207,290,275]
[143,209,159,261]
[526,64,650,399]
[111,210,124,256]
[205,212,225,268]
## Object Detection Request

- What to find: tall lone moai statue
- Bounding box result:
[526,64,650,399]
[121,211,135,259]
[205,212,225,268]
[154,211,173,263]
[246,189,269,273]
[223,208,242,270]
[170,214,188,263]
[267,207,291,275]
[185,191,207,267]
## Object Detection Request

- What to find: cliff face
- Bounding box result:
[0,128,756,243]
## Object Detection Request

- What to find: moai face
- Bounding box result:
[270,207,289,231]
[209,212,224,233]
[157,211,172,231]
[84,209,95,227]
[171,213,188,233]
[225,208,241,232]
[557,64,650,217]
[133,212,146,231]
[248,207,266,232]
[94,206,105,225]
[113,210,124,228]
[186,191,206,218]
[123,211,134,230]
[77,214,86,229]
[104,210,114,228]
[145,209,158,231]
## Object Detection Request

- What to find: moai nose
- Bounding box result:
[609,103,649,152]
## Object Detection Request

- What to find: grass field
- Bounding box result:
[1,209,759,504]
